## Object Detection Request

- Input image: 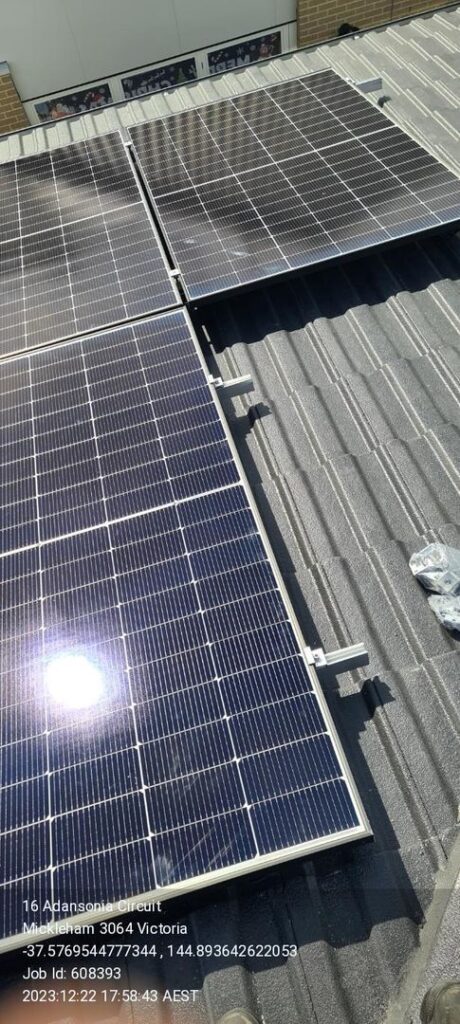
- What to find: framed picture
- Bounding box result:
[35,84,112,122]
[122,58,197,98]
[207,32,281,75]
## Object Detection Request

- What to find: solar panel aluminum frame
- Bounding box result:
[128,70,460,304]
[0,131,182,360]
[0,306,370,953]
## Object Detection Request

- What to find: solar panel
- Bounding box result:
[0,133,179,359]
[129,69,460,299]
[0,308,369,950]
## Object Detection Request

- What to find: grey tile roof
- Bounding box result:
[193,14,460,1020]
[0,8,459,1024]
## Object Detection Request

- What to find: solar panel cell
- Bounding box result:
[2,774,47,830]
[147,761,245,835]
[232,691,325,753]
[1,733,47,786]
[252,779,359,853]
[198,560,276,610]
[130,646,216,703]
[152,811,256,885]
[51,747,142,816]
[269,78,353,148]
[49,707,134,775]
[54,839,157,905]
[1,821,50,882]
[199,100,272,174]
[53,791,149,866]
[142,719,234,786]
[136,683,222,743]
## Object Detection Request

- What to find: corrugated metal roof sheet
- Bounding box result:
[0,8,459,1024]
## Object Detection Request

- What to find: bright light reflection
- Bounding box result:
[45,653,105,709]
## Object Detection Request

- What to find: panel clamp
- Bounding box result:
[305,642,369,677]
[210,374,254,398]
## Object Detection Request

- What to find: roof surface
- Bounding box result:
[1,4,459,173]
[1,7,460,1024]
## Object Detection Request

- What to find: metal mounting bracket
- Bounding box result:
[305,642,369,678]
[210,374,254,398]
[354,76,383,94]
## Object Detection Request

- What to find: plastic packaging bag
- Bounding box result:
[409,544,460,596]
[427,595,460,633]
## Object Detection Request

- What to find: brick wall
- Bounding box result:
[297,0,448,46]
[0,66,29,134]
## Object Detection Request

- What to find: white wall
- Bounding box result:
[2,0,296,100]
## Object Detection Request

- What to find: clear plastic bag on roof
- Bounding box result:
[409,544,460,596]
[428,594,460,633]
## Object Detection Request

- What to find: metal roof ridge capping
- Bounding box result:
[128,68,460,301]
[0,307,369,951]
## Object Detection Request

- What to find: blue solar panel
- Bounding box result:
[0,309,369,951]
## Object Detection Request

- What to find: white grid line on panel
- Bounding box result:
[168,108,289,269]
[130,120,395,201]
[227,100,342,250]
[233,93,392,244]
[0,556,272,620]
[0,199,147,250]
[12,161,26,353]
[297,76,443,227]
[0,770,345,855]
[0,481,245,562]
[0,661,313,739]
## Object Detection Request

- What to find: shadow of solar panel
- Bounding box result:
[0,309,369,950]
[0,132,179,359]
[130,68,460,300]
